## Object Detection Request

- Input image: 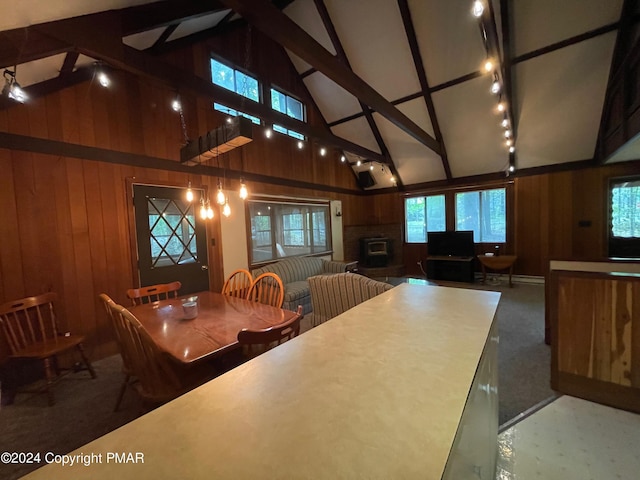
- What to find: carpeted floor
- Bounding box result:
[0,280,553,480]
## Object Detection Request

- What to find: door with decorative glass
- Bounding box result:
[133,184,209,294]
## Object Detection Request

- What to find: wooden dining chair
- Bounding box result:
[0,292,96,406]
[126,281,182,306]
[237,305,303,359]
[99,293,135,411]
[246,272,285,308]
[221,269,253,299]
[106,302,214,408]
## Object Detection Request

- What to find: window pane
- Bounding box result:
[456,189,505,242]
[248,200,331,264]
[405,197,426,243]
[214,103,237,116]
[612,181,640,238]
[405,195,446,243]
[288,130,305,140]
[287,97,304,120]
[210,59,234,91]
[235,70,259,101]
[480,189,506,242]
[426,195,446,232]
[456,192,480,240]
[273,124,287,134]
[271,89,287,114]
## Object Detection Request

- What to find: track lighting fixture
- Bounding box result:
[472,0,484,17]
[2,69,27,103]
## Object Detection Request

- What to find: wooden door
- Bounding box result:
[133,184,209,294]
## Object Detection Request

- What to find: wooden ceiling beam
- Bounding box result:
[397,0,451,181]
[497,0,516,169]
[0,27,70,69]
[119,0,228,36]
[217,0,441,155]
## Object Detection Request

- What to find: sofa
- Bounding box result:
[251,256,348,315]
[307,273,394,327]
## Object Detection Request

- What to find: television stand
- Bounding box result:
[425,256,474,283]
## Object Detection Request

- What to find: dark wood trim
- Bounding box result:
[595,0,639,163]
[59,52,79,76]
[554,372,640,414]
[429,71,484,93]
[217,0,441,155]
[498,0,517,168]
[299,68,316,79]
[120,0,227,36]
[0,131,363,196]
[512,22,621,65]
[149,24,180,52]
[397,0,450,180]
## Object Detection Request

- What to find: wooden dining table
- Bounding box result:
[128,291,297,365]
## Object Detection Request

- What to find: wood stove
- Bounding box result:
[360,237,392,267]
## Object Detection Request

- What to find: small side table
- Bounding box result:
[477,255,517,287]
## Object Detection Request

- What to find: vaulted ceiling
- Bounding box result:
[1,0,637,191]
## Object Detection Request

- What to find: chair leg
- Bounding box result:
[42,357,56,406]
[114,374,130,412]
[76,344,97,379]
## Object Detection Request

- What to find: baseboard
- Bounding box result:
[473,272,545,285]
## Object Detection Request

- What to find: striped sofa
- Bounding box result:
[307,273,394,327]
[251,257,348,315]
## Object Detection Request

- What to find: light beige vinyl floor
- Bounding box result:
[496,395,640,480]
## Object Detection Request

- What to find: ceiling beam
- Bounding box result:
[497,0,516,169]
[594,0,639,163]
[217,0,441,155]
[120,0,227,36]
[313,0,402,189]
[397,0,451,180]
[0,27,70,68]
[59,51,80,76]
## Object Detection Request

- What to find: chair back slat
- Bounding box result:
[0,293,59,355]
[237,305,303,358]
[107,302,183,402]
[126,281,182,306]
[222,269,253,299]
[246,273,284,308]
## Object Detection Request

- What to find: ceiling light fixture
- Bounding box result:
[484,60,493,72]
[186,182,194,202]
[319,147,327,156]
[239,178,248,200]
[356,159,362,167]
[2,69,27,103]
[509,146,515,154]
[297,140,304,150]
[501,117,509,128]
[472,0,484,17]
[171,99,182,112]
[497,102,506,112]
[265,128,272,138]
[491,80,501,94]
[340,155,346,162]
[222,200,231,218]
[216,180,226,205]
[97,71,110,88]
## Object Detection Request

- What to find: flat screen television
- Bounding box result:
[427,230,475,257]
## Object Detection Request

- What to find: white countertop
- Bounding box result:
[24,283,500,480]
